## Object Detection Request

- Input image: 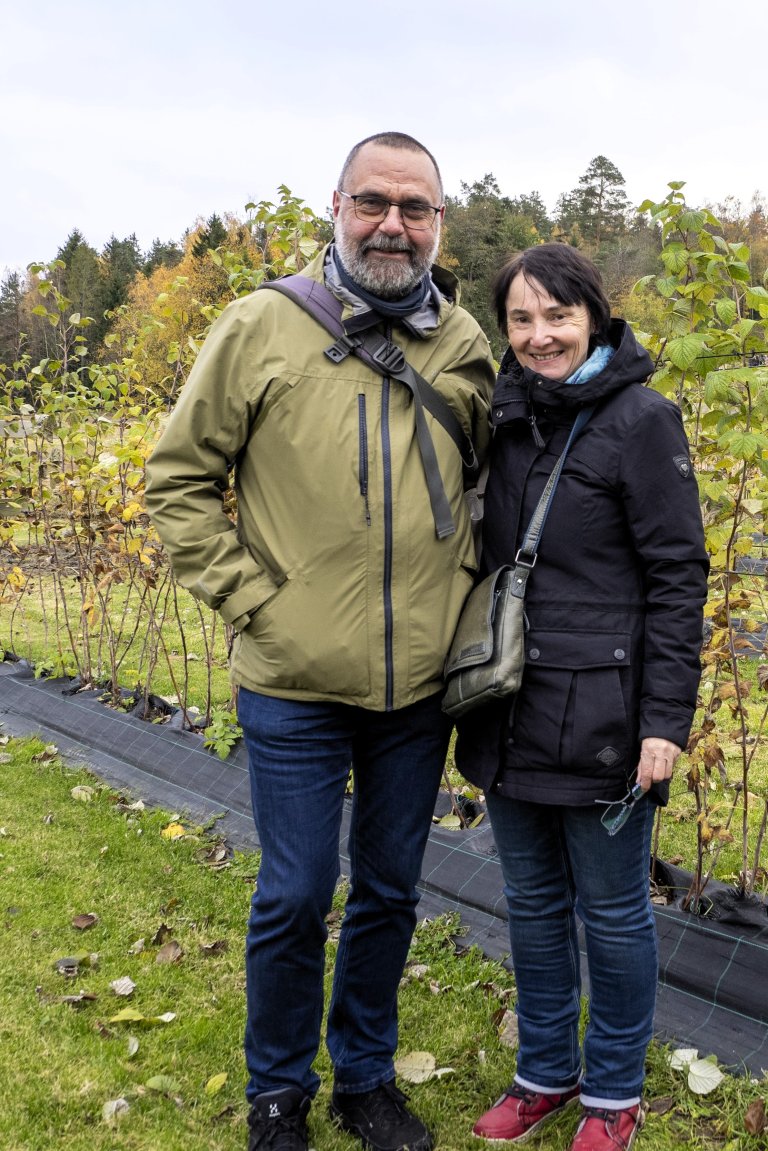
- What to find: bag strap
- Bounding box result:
[509,406,594,599]
[260,276,478,539]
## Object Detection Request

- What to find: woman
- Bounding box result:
[456,244,709,1151]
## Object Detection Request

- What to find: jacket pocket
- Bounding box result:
[511,629,633,773]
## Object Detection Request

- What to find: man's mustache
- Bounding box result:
[362,236,414,255]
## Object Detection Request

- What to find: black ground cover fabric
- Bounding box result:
[1,662,766,1076]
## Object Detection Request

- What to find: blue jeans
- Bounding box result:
[485,791,657,1105]
[238,688,450,1102]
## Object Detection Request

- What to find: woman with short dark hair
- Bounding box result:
[459,243,709,1151]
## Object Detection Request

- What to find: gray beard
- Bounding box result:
[333,227,439,300]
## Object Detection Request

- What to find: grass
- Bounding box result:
[1,733,766,1150]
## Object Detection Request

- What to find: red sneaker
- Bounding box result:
[570,1104,644,1151]
[472,1082,580,1142]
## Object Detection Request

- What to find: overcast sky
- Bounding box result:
[2,0,765,275]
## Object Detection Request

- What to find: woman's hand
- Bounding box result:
[636,737,681,791]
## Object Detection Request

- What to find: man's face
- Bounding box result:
[333,144,444,299]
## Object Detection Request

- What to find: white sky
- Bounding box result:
[2,0,766,275]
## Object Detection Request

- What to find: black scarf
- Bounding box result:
[332,247,430,332]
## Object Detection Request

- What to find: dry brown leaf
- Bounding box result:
[72,913,99,931]
[744,1098,767,1134]
[156,939,183,965]
[498,1008,519,1048]
[199,940,229,956]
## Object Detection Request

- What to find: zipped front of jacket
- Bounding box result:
[381,374,395,711]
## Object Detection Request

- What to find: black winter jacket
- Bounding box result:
[455,320,710,806]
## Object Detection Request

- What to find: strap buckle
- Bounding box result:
[369,339,406,374]
[514,548,537,570]
[324,334,360,363]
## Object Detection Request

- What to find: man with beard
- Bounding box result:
[145,131,494,1151]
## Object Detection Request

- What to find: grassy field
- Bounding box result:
[1,733,766,1150]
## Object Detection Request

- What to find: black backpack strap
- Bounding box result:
[261,276,479,539]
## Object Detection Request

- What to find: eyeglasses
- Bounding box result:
[595,782,645,836]
[337,190,441,230]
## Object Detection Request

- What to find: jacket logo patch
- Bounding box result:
[673,454,691,478]
[596,746,621,767]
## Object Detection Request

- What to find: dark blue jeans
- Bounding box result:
[238,688,450,1102]
[485,791,657,1106]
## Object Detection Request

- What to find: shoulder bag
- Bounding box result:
[442,406,593,718]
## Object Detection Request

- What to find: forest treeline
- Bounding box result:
[1,154,767,377]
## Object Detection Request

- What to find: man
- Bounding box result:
[145,131,494,1151]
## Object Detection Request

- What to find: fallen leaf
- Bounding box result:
[58,991,98,1007]
[161,822,186,840]
[156,939,183,965]
[648,1096,675,1115]
[33,744,59,762]
[71,785,95,802]
[55,956,83,977]
[498,1009,519,1049]
[744,1098,767,1134]
[394,1051,436,1084]
[688,1058,725,1095]
[205,1072,228,1095]
[126,1035,140,1059]
[102,1098,130,1124]
[199,940,229,956]
[109,1007,145,1023]
[437,813,462,829]
[72,913,99,931]
[152,924,171,946]
[146,1074,181,1094]
[109,1007,176,1026]
[110,976,136,997]
[128,938,145,955]
[668,1047,699,1070]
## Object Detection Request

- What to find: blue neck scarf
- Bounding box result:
[565,343,613,385]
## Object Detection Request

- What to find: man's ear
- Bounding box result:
[332,190,342,220]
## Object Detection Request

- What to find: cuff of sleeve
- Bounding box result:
[218,580,277,629]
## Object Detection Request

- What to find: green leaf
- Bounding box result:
[677,209,706,231]
[714,299,737,326]
[145,1075,181,1094]
[718,430,762,460]
[205,1072,228,1095]
[660,243,689,274]
[666,334,706,370]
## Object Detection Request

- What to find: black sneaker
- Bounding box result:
[330,1080,433,1151]
[248,1087,310,1151]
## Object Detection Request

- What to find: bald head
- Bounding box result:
[338,131,443,200]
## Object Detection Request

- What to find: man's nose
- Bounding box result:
[377,203,406,235]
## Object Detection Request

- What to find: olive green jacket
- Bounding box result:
[145,247,494,709]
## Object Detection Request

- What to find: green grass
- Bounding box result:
[1,734,766,1150]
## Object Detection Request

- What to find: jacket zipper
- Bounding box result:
[357,394,371,526]
[381,372,394,711]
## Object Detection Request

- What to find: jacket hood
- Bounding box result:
[493,319,654,426]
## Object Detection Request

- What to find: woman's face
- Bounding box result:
[505,272,594,381]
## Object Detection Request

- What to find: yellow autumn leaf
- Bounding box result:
[161,822,186,840]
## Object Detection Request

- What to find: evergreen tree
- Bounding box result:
[192,213,228,259]
[143,238,184,274]
[556,156,631,248]
[0,270,25,369]
[56,230,101,320]
[441,175,552,356]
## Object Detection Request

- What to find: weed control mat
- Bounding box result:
[2,661,766,1076]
